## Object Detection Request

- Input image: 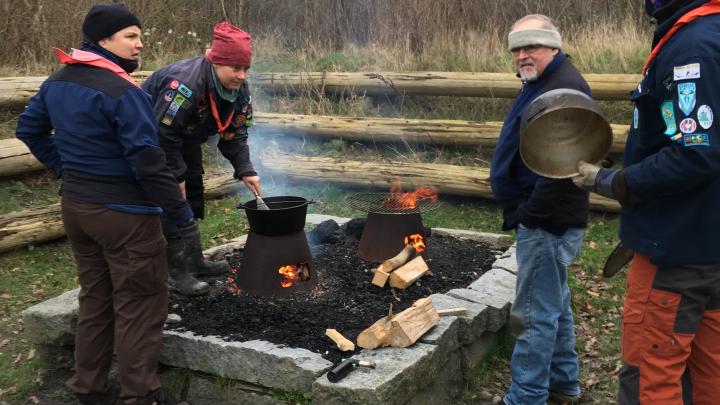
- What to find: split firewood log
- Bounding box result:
[325,328,356,352]
[388,256,429,289]
[371,244,417,287]
[356,298,440,349]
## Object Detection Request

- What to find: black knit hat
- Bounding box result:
[82,4,141,43]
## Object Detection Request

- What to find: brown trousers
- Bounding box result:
[61,198,168,403]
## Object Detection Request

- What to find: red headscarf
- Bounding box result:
[206,22,252,67]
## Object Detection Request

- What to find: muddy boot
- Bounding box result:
[166,223,209,296]
[184,221,229,276]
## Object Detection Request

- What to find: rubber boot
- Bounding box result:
[185,222,229,276]
[166,229,209,296]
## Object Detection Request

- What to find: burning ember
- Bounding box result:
[382,183,438,210]
[404,233,426,253]
[278,263,311,288]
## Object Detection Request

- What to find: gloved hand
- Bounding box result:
[572,160,602,191]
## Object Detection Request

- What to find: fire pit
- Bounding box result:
[346,185,442,262]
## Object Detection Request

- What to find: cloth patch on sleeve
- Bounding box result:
[633,106,639,129]
[178,83,193,98]
[164,90,175,102]
[674,63,700,81]
[679,118,697,134]
[683,133,709,147]
[697,105,713,129]
[678,82,697,116]
[661,101,676,135]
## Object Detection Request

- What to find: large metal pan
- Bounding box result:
[519,88,613,178]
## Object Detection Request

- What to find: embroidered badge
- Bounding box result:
[169,80,179,90]
[633,107,639,129]
[679,118,697,134]
[670,133,683,142]
[178,83,192,98]
[161,115,173,126]
[173,94,188,107]
[678,82,696,116]
[697,105,714,129]
[674,63,700,81]
[683,133,709,147]
[164,90,174,102]
[661,101,676,135]
[234,115,246,126]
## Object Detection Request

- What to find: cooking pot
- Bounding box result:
[238,196,315,236]
[519,88,613,178]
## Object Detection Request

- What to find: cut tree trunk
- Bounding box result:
[388,256,429,289]
[0,171,240,253]
[260,154,621,213]
[0,114,629,178]
[0,71,641,108]
[0,139,46,176]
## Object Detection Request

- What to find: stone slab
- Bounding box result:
[203,235,247,261]
[432,227,513,249]
[22,288,79,346]
[419,315,459,353]
[428,293,489,345]
[305,214,351,226]
[312,343,454,405]
[461,331,499,374]
[403,350,464,405]
[160,331,332,392]
[186,374,284,405]
[491,245,518,275]
[446,284,513,333]
[468,268,516,304]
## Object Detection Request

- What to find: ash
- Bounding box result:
[167,220,500,363]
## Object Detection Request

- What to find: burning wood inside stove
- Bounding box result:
[278,263,310,288]
[372,233,429,288]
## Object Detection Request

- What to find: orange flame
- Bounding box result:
[404,233,426,253]
[383,183,438,210]
[278,263,310,288]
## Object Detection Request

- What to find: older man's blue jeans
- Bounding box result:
[503,225,585,405]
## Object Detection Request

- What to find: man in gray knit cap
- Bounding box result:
[488,14,592,405]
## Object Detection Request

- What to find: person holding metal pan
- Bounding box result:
[574,0,720,403]
[142,22,261,296]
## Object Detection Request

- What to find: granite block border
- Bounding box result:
[22,215,518,404]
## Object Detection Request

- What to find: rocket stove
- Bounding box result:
[236,196,317,295]
[347,187,442,262]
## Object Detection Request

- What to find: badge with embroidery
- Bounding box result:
[633,106,639,129]
[679,118,697,134]
[661,101,676,135]
[178,83,193,98]
[161,115,173,126]
[674,63,700,81]
[234,115,246,126]
[683,133,709,147]
[221,131,236,141]
[697,105,713,129]
[678,82,696,116]
[169,80,179,90]
[164,90,174,102]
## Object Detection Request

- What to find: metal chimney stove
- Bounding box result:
[236,196,317,295]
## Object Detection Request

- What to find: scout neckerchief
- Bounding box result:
[643,0,720,74]
[207,93,235,136]
[53,48,140,87]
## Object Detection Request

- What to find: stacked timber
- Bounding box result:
[0,71,641,107]
[0,113,630,178]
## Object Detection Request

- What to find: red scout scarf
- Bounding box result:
[643,0,720,74]
[207,93,235,137]
[53,48,140,87]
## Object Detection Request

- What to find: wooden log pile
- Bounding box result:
[0,71,641,108]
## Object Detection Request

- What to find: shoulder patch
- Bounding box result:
[683,133,710,147]
[674,63,700,81]
[678,82,697,116]
[679,118,697,134]
[178,83,193,98]
[661,101,676,135]
[697,105,713,129]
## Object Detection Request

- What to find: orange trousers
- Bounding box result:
[618,254,720,405]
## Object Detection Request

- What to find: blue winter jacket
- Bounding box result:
[491,52,591,235]
[15,46,193,225]
[621,1,720,266]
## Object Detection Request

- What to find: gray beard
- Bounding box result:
[519,68,538,82]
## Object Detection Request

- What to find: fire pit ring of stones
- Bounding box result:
[22,214,518,405]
